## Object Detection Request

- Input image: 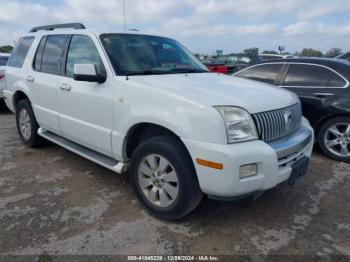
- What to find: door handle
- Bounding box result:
[59,83,71,91]
[313,92,334,98]
[26,75,35,82]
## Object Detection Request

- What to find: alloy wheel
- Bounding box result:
[19,108,31,140]
[137,154,179,208]
[324,123,350,157]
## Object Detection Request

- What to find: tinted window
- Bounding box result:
[7,37,34,68]
[33,37,47,71]
[0,56,9,66]
[328,71,347,87]
[41,35,67,75]
[235,64,283,84]
[284,64,346,87]
[66,35,105,78]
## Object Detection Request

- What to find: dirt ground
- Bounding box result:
[0,104,349,259]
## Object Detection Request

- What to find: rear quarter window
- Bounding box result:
[7,37,35,68]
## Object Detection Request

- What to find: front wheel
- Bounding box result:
[130,136,203,220]
[318,117,350,162]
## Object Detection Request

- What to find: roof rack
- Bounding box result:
[29,23,86,33]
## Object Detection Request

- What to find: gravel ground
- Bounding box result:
[0,104,349,259]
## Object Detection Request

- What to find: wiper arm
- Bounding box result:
[126,70,170,76]
[170,68,209,73]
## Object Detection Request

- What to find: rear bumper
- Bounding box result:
[182,117,314,198]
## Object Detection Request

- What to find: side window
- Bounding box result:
[33,36,47,71]
[235,64,283,85]
[284,64,342,87]
[41,35,67,75]
[327,71,347,87]
[65,35,105,78]
[7,36,35,68]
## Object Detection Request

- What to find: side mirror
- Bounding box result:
[73,64,106,83]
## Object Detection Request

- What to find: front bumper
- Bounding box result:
[182,117,314,198]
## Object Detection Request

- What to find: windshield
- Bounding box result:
[100,34,208,76]
[0,56,9,66]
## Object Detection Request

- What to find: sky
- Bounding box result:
[0,0,350,54]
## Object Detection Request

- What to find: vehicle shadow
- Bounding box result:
[0,100,11,113]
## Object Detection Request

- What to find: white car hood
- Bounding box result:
[126,73,299,114]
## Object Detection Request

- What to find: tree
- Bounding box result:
[262,50,278,54]
[300,48,323,57]
[0,45,13,53]
[325,48,342,58]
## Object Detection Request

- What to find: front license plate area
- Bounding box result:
[288,156,309,186]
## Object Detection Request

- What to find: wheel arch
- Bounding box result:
[123,122,191,162]
[13,90,31,111]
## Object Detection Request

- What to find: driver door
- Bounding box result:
[58,34,114,157]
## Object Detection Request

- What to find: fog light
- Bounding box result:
[239,164,257,179]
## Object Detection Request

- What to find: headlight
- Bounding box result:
[215,106,258,144]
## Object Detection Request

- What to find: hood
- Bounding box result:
[125,73,299,114]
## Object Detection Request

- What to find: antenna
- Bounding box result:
[123,0,126,33]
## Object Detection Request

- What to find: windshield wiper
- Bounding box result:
[126,69,170,76]
[125,68,209,76]
[169,68,209,73]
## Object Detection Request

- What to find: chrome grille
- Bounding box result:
[252,103,302,143]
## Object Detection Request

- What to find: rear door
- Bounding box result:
[280,63,348,126]
[57,34,114,157]
[30,34,69,133]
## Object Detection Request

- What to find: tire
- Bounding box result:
[130,136,203,220]
[16,99,44,148]
[318,116,350,162]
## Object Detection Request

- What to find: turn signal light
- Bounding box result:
[196,158,223,170]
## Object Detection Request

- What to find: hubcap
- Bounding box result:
[324,123,350,157]
[19,109,31,140]
[137,154,179,208]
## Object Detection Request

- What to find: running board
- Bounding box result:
[38,128,128,174]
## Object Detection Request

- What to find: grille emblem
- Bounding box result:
[284,109,293,131]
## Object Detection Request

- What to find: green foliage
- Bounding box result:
[0,45,13,53]
[300,48,323,57]
[325,48,342,58]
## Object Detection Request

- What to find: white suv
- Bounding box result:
[4,23,314,220]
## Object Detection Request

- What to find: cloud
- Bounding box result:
[297,0,350,20]
[283,22,350,36]
[0,0,349,53]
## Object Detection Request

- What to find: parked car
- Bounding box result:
[259,54,293,61]
[335,51,350,62]
[0,52,10,100]
[234,58,350,162]
[4,23,313,219]
[205,54,260,74]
